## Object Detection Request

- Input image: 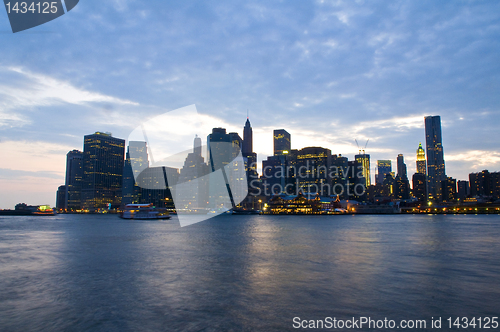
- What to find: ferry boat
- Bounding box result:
[119,204,171,220]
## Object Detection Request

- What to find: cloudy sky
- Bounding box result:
[1,0,500,208]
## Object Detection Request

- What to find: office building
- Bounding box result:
[355,152,371,188]
[81,132,125,211]
[273,129,291,156]
[397,154,407,180]
[416,142,426,175]
[65,150,83,211]
[295,147,331,196]
[457,180,469,201]
[331,154,348,199]
[441,177,457,203]
[175,136,210,210]
[425,116,446,200]
[376,160,392,185]
[56,185,67,211]
[135,166,178,209]
[412,173,427,201]
[347,159,365,200]
[207,128,246,208]
[469,170,500,199]
[122,141,149,206]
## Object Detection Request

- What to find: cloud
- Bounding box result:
[446,150,500,169]
[0,66,139,111]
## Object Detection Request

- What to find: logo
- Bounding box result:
[3,0,79,33]
[127,105,248,227]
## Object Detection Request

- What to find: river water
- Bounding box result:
[1,214,499,331]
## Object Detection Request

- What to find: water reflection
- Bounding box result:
[1,214,500,331]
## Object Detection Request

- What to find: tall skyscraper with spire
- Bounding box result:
[242,117,258,202]
[425,116,446,201]
[416,142,426,175]
[243,117,257,172]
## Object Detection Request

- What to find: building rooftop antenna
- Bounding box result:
[355,139,361,154]
[363,139,369,154]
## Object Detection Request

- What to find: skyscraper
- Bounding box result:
[412,173,427,201]
[425,116,446,201]
[207,128,246,208]
[416,142,426,175]
[457,180,469,201]
[441,177,457,202]
[396,154,407,180]
[65,149,83,211]
[376,160,392,185]
[355,153,371,187]
[242,117,257,175]
[273,129,291,156]
[176,136,210,209]
[122,141,149,206]
[81,132,125,211]
[243,118,253,156]
[295,147,331,196]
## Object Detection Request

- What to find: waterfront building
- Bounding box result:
[207,128,246,208]
[416,143,426,175]
[412,173,427,202]
[347,159,365,200]
[122,141,149,206]
[376,160,392,185]
[441,177,457,203]
[266,193,322,214]
[81,132,125,211]
[295,147,332,196]
[56,185,67,211]
[355,152,371,187]
[331,154,348,199]
[262,153,291,196]
[425,116,446,201]
[457,180,469,201]
[273,129,291,156]
[395,176,410,200]
[175,136,210,210]
[65,150,83,211]
[469,170,500,199]
[135,166,178,209]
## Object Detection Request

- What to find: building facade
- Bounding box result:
[425,116,446,201]
[376,160,392,185]
[65,149,83,211]
[81,132,125,211]
[273,129,291,156]
[416,142,426,175]
[355,153,371,188]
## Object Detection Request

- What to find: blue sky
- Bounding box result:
[1,0,500,208]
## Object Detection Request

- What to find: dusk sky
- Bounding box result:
[1,0,500,208]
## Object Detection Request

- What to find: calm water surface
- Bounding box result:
[1,214,499,331]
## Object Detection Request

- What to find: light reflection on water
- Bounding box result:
[0,214,499,331]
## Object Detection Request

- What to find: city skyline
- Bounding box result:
[1,1,500,208]
[46,113,498,211]
[1,112,499,208]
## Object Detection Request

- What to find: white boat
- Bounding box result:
[119,203,171,220]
